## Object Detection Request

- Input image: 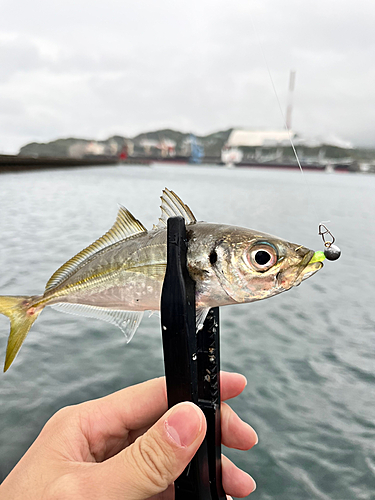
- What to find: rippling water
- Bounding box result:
[0,164,374,499]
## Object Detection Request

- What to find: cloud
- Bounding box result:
[0,35,45,82]
[0,0,375,152]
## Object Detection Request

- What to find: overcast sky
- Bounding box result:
[1,0,375,153]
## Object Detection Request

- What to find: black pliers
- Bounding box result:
[161,216,225,500]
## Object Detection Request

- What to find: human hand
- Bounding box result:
[0,372,257,499]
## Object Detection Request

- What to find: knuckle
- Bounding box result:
[130,433,175,491]
[52,406,77,427]
[53,406,75,422]
[41,406,74,434]
[40,406,82,449]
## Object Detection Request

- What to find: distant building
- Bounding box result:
[139,138,176,157]
[69,142,90,158]
[159,139,176,157]
[69,140,108,158]
[226,129,294,148]
[222,128,353,167]
[105,139,119,156]
[180,135,204,163]
[222,129,292,165]
[139,139,159,155]
[86,141,106,155]
[221,146,243,167]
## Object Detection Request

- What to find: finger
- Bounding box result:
[95,402,207,499]
[78,377,169,460]
[222,454,256,497]
[80,372,246,443]
[127,372,249,446]
[95,377,168,431]
[128,393,258,457]
[221,402,258,450]
[220,371,247,401]
[97,371,245,426]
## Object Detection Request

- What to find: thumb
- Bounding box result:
[100,402,206,499]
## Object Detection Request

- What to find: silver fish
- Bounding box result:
[0,188,325,371]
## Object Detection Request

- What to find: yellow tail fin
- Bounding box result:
[0,296,42,372]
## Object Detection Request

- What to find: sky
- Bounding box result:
[1,0,375,153]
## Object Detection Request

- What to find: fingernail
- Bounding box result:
[250,477,257,492]
[165,403,203,448]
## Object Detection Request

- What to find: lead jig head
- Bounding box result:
[319,224,341,261]
[324,244,341,261]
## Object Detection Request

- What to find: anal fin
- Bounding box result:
[51,303,143,343]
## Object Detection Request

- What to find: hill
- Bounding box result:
[19,129,233,159]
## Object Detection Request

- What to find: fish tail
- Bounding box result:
[0,295,43,372]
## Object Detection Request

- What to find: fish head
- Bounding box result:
[209,226,324,304]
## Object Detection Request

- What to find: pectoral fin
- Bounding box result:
[196,307,210,331]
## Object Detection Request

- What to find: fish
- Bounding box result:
[0,188,325,372]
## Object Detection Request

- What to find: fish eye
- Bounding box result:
[247,243,278,271]
[254,250,271,265]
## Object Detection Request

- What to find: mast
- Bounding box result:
[286,70,296,131]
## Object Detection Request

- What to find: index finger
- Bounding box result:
[81,371,247,438]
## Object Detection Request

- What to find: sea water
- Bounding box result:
[0,164,374,499]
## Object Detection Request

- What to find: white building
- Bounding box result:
[222,129,293,165]
[226,129,294,148]
[222,129,352,166]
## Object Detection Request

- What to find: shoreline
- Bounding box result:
[0,154,355,173]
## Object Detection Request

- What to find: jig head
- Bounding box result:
[319,224,341,261]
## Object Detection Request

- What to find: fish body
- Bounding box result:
[0,189,324,371]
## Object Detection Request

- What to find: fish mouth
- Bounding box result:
[297,250,325,284]
[300,261,323,281]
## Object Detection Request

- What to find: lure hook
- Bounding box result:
[318,223,341,261]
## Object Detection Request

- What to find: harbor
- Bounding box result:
[1,126,372,173]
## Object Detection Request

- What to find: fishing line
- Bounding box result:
[249,16,317,215]
[249,13,341,260]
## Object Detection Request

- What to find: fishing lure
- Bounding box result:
[319,223,341,261]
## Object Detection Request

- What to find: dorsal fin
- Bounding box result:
[45,207,147,292]
[157,188,197,229]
